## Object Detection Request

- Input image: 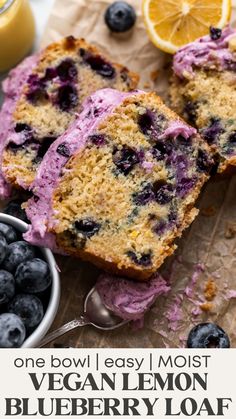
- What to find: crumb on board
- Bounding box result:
[201,205,217,217]
[150,70,159,82]
[225,221,236,239]
[204,279,217,301]
[200,302,213,312]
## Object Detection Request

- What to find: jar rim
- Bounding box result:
[0,0,16,15]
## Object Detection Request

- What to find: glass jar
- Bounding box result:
[0,0,35,72]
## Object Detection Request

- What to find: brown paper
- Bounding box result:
[39,0,236,348]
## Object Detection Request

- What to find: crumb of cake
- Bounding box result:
[150,70,159,82]
[225,221,236,239]
[204,279,217,301]
[200,302,213,312]
[201,206,217,217]
[143,82,151,89]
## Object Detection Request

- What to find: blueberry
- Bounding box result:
[15,258,51,294]
[113,146,140,175]
[183,101,197,125]
[35,137,56,160]
[153,180,173,205]
[3,200,28,222]
[105,1,136,33]
[187,323,230,348]
[228,131,236,143]
[202,118,224,144]
[8,294,44,331]
[210,26,222,41]
[56,143,71,157]
[0,270,15,305]
[26,85,48,104]
[127,250,152,267]
[0,223,17,244]
[0,313,25,348]
[196,149,213,173]
[0,233,8,264]
[133,184,154,206]
[3,241,35,273]
[82,53,116,78]
[57,58,78,82]
[14,123,32,138]
[138,110,155,135]
[89,134,107,146]
[56,84,78,111]
[42,67,57,82]
[152,140,172,160]
[74,219,101,238]
[176,177,196,197]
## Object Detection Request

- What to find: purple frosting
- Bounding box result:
[0,54,38,197]
[173,26,236,79]
[95,273,170,321]
[24,88,139,249]
[159,121,197,139]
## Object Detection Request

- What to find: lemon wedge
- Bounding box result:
[142,0,232,54]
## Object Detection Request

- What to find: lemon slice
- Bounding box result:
[142,0,232,54]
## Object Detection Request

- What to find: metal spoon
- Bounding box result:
[39,286,128,347]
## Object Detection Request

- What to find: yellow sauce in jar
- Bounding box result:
[0,0,35,72]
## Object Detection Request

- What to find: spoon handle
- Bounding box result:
[39,316,89,347]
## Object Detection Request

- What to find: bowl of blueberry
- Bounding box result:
[0,212,60,348]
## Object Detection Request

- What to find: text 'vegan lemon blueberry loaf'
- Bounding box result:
[0,36,138,195]
[170,26,236,174]
[25,88,213,280]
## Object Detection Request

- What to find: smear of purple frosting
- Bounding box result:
[173,26,236,79]
[95,273,170,323]
[24,88,139,249]
[0,54,38,197]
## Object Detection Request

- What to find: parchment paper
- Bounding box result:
[40,0,236,348]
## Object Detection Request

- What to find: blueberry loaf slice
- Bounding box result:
[1,36,138,192]
[0,54,38,197]
[25,88,213,280]
[170,26,236,173]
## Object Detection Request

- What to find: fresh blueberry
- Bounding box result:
[113,146,140,175]
[42,67,57,82]
[127,250,152,267]
[187,323,230,348]
[89,134,107,146]
[3,241,35,273]
[26,75,48,103]
[105,1,136,32]
[57,58,78,82]
[196,149,213,173]
[56,84,78,111]
[0,233,8,264]
[0,223,17,244]
[14,123,33,141]
[202,118,224,144]
[56,143,71,157]
[133,184,154,206]
[8,294,44,331]
[153,180,173,205]
[0,270,15,306]
[0,313,25,348]
[210,26,222,41]
[176,177,196,197]
[82,53,116,78]
[74,219,101,238]
[138,110,155,136]
[15,258,51,294]
[3,200,28,223]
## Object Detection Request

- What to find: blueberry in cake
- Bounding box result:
[0,37,138,192]
[25,88,213,280]
[170,26,236,174]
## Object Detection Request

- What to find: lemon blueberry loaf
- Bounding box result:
[0,36,138,193]
[25,88,213,280]
[170,26,236,173]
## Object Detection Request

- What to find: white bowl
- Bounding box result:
[0,213,60,348]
